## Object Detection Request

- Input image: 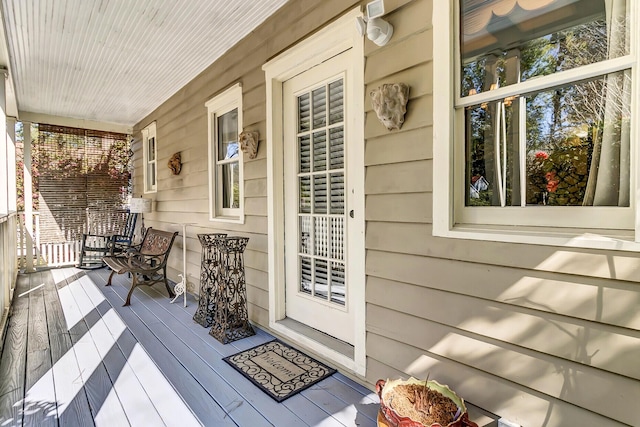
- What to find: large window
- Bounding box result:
[206,83,244,223]
[142,122,157,193]
[433,0,639,248]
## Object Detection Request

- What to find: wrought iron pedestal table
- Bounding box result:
[192,233,227,327]
[209,236,255,344]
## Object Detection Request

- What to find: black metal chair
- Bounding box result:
[109,212,138,255]
[103,227,178,306]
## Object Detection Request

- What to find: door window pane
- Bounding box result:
[300,216,312,254]
[299,135,311,173]
[300,257,312,294]
[299,176,311,213]
[296,78,346,306]
[299,93,310,132]
[330,217,344,260]
[312,87,326,129]
[329,126,344,169]
[330,173,344,214]
[329,80,344,124]
[330,262,345,305]
[314,259,329,300]
[314,216,328,257]
[313,174,327,214]
[313,131,327,172]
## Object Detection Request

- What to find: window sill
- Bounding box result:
[209,215,244,225]
[434,223,640,252]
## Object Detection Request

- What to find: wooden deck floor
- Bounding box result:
[0,267,381,426]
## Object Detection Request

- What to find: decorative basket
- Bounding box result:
[376,378,478,427]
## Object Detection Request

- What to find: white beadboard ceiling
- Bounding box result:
[0,0,289,131]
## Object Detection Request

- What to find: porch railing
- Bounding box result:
[17,211,83,268]
[1,212,19,341]
[17,210,128,269]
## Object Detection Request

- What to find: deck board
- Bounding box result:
[24,271,57,427]
[124,274,343,427]
[0,275,30,426]
[103,271,283,426]
[66,275,165,427]
[73,276,200,427]
[282,393,348,427]
[57,271,138,427]
[301,384,367,426]
[94,273,237,426]
[56,274,131,427]
[100,267,379,427]
[43,270,95,427]
[67,273,201,427]
[313,376,380,422]
[1,267,381,426]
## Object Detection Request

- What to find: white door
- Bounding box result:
[283,49,362,345]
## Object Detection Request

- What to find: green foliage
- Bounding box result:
[463,16,622,208]
[15,123,131,211]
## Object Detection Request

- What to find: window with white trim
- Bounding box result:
[206,83,244,223]
[142,122,157,193]
[433,0,640,247]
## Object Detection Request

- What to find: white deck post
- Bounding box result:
[23,121,34,272]
[0,68,7,216]
[7,117,16,214]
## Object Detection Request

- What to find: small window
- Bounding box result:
[142,122,157,193]
[206,83,244,223]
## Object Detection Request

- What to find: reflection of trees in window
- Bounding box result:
[217,109,239,210]
[462,5,630,208]
[221,159,240,209]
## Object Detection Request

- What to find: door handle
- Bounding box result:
[349,210,354,218]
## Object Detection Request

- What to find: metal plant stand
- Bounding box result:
[209,236,255,344]
[192,233,227,327]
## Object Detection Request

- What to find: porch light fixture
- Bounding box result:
[129,197,152,239]
[355,0,394,46]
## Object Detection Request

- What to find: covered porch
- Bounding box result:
[0,267,383,426]
[1,1,636,426]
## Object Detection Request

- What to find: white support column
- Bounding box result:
[0,69,8,309]
[7,117,16,213]
[23,121,34,272]
[0,68,7,216]
[6,117,16,298]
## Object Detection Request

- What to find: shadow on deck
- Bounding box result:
[0,267,380,426]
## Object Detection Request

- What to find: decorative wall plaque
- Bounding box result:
[239,130,259,159]
[168,152,182,175]
[370,83,410,131]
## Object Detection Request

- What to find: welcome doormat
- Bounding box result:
[223,339,336,402]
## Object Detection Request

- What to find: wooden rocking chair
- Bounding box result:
[78,209,138,269]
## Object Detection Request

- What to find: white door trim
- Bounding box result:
[263,7,366,375]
